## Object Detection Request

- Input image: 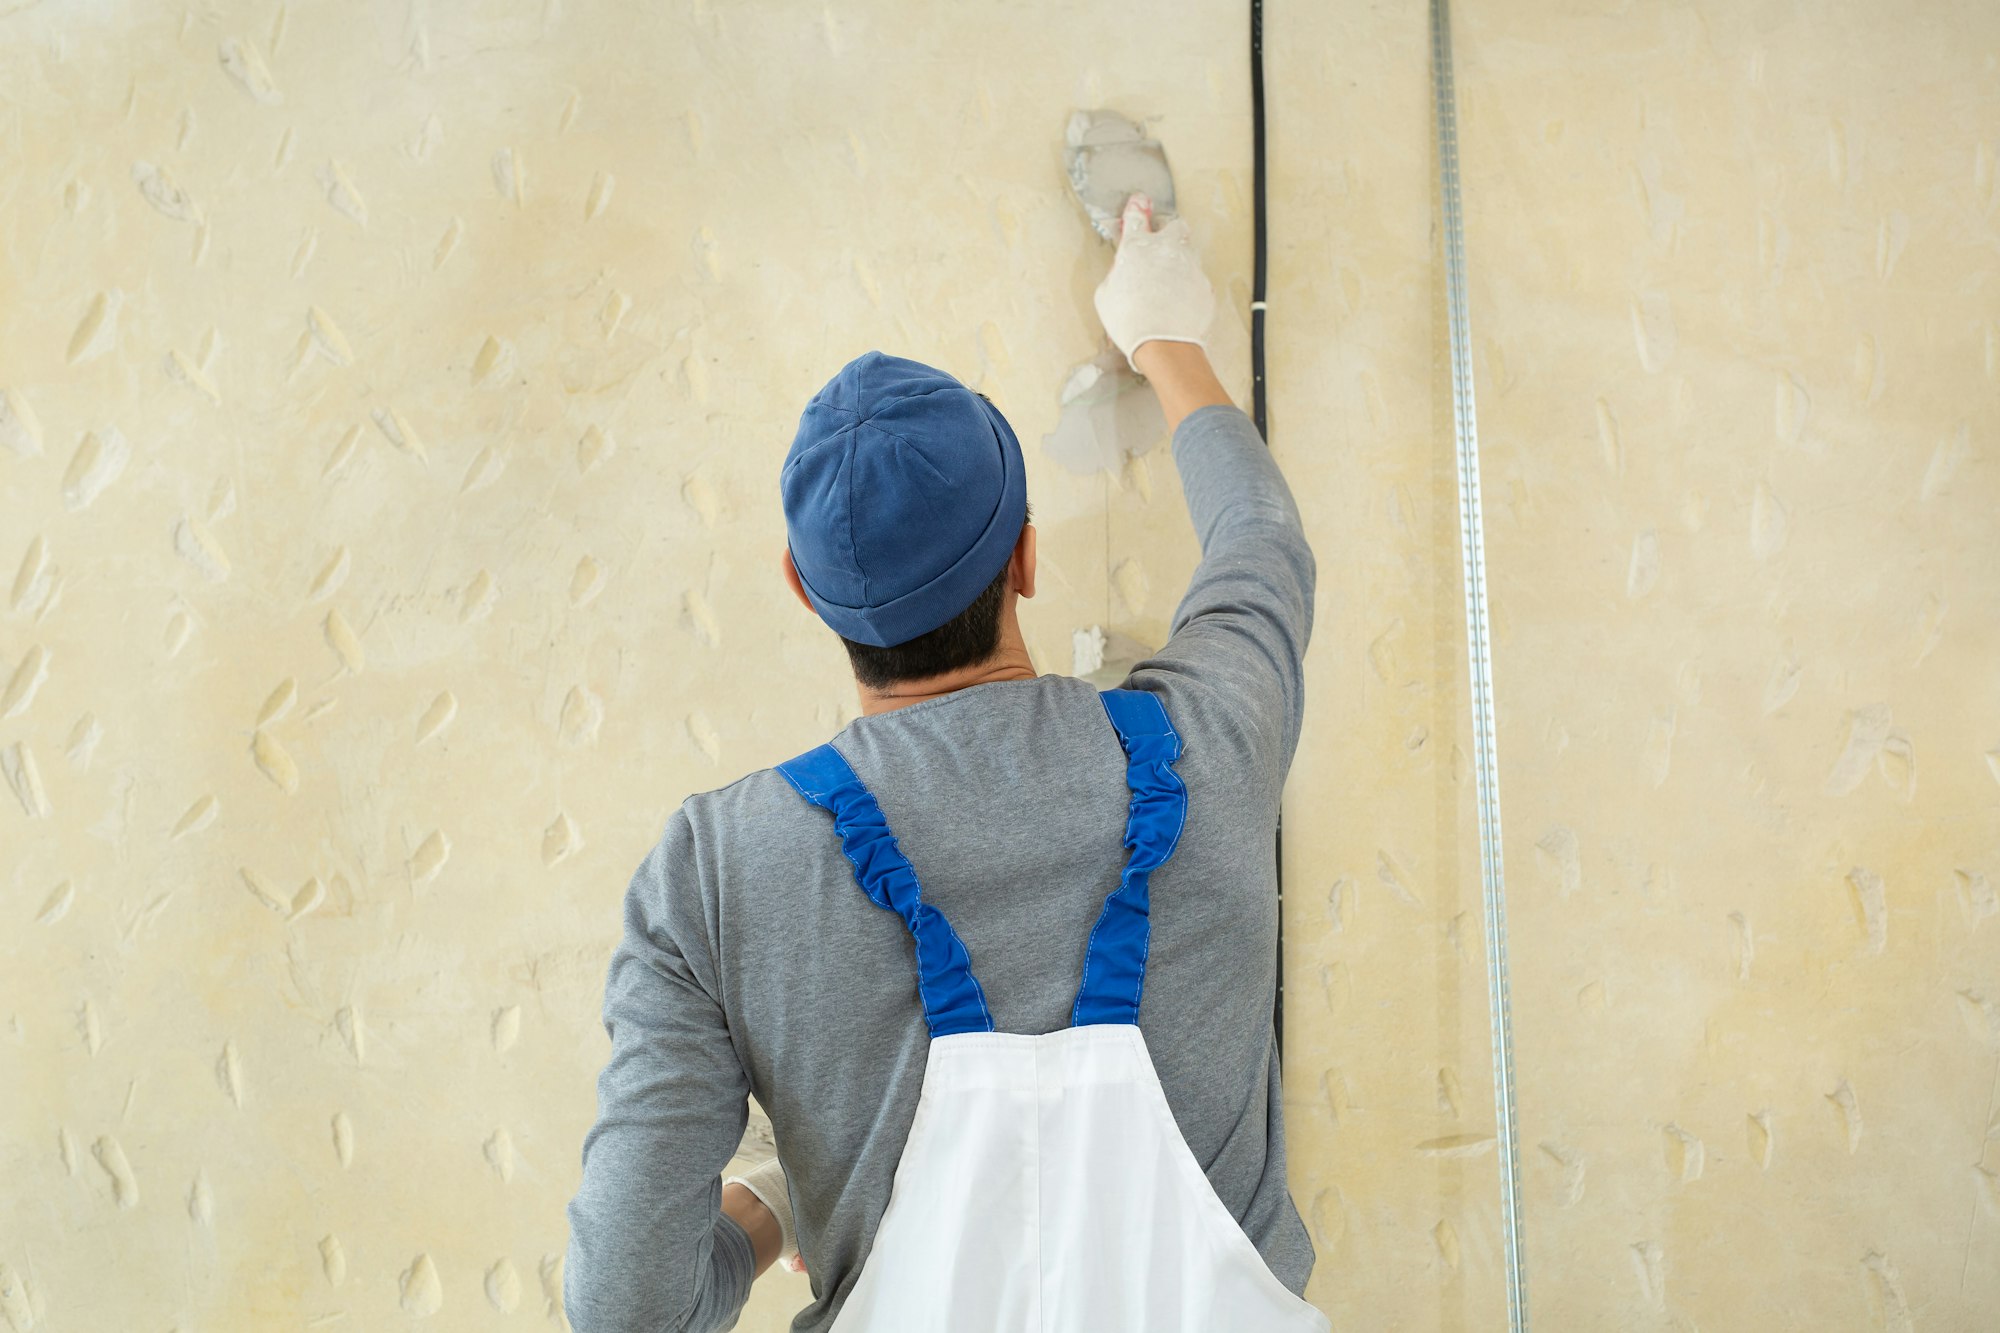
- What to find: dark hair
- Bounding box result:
[839,499,1032,688]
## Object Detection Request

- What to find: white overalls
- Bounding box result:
[777,687,1330,1333]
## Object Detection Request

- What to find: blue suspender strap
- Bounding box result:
[1072,688,1189,1027]
[775,743,995,1039]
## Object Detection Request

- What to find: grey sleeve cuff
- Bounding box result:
[694,1211,757,1332]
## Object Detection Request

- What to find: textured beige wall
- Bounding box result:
[1449,5,2000,1329]
[1,2,1993,1331]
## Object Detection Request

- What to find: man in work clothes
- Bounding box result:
[563,193,1319,1331]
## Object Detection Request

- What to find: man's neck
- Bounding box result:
[856,649,1040,716]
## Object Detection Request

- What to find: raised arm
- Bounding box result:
[1095,194,1317,777]
[1134,339,1233,436]
[564,813,771,1332]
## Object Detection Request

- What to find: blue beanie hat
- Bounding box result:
[782,351,1028,648]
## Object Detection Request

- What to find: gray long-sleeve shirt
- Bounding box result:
[563,403,1318,1332]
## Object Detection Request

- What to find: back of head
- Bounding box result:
[781,351,1030,686]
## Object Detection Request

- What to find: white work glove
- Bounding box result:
[1091,192,1216,373]
[725,1157,805,1273]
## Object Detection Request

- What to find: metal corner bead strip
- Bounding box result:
[1430,0,1529,1327]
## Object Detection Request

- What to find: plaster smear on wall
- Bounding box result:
[1041,346,1167,479]
[1,1,1996,1331]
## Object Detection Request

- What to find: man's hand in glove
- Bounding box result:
[723,1158,807,1276]
[1092,192,1217,374]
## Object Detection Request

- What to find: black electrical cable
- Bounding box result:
[1251,1,1269,437]
[1250,0,1282,1061]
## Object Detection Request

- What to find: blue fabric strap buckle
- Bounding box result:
[1071,688,1188,1027]
[775,744,995,1038]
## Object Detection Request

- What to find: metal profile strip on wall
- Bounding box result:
[1429,0,1529,1326]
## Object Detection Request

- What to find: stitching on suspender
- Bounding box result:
[774,760,818,803]
[936,910,995,1034]
[1128,704,1186,1016]
[1071,883,1117,1028]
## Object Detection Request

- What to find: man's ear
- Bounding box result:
[780,548,816,613]
[1012,523,1037,600]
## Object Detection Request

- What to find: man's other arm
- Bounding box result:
[564,811,767,1333]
